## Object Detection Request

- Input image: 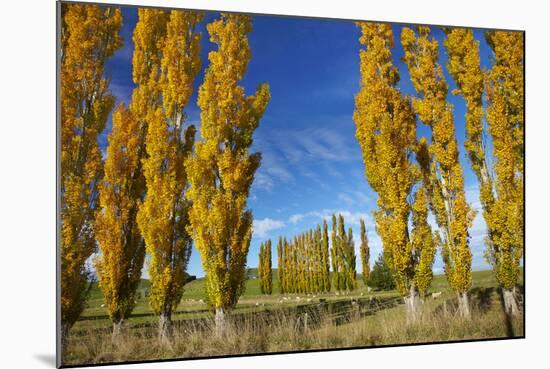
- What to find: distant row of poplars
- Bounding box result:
[258,214,371,295]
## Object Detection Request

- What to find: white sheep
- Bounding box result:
[431,291,442,299]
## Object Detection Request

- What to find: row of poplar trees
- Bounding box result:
[60,4,270,341]
[353,23,523,321]
[259,215,370,295]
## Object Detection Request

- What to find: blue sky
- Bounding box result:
[102,6,496,278]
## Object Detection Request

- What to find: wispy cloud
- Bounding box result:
[337,190,370,206]
[278,127,360,163]
[288,208,372,227]
[253,217,285,239]
[252,124,360,191]
[252,137,295,191]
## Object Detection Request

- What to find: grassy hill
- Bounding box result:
[78,268,521,329]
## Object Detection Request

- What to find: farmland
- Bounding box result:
[63,269,524,365]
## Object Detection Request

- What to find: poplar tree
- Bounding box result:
[283,238,293,293]
[136,9,203,341]
[258,242,264,293]
[290,238,297,293]
[314,225,323,292]
[267,241,273,294]
[330,214,343,291]
[186,14,271,335]
[359,219,370,286]
[321,220,331,292]
[258,240,273,294]
[411,146,438,298]
[445,29,524,316]
[60,3,122,337]
[345,227,358,291]
[330,214,356,292]
[95,105,146,339]
[277,237,284,293]
[401,26,474,317]
[353,23,436,321]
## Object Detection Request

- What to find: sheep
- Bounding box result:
[431,291,442,299]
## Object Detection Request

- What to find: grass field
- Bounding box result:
[64,269,524,366]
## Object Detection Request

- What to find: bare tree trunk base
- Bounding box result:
[61,322,70,348]
[503,287,519,317]
[404,286,420,323]
[215,308,228,338]
[112,320,123,342]
[158,312,173,345]
[458,292,470,319]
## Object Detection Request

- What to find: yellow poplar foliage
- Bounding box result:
[60,3,122,331]
[186,14,271,313]
[277,237,284,293]
[354,23,435,297]
[95,105,146,325]
[444,29,487,180]
[137,9,203,317]
[401,26,473,295]
[276,226,329,294]
[258,240,273,294]
[484,31,524,290]
[445,29,524,291]
[359,219,370,286]
[93,7,167,329]
[411,182,437,297]
[129,8,167,122]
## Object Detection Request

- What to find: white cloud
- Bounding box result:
[337,193,354,205]
[289,214,306,225]
[278,127,360,163]
[251,124,361,192]
[252,137,294,191]
[253,218,285,239]
[287,208,372,227]
[337,190,370,207]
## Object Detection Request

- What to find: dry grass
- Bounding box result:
[62,287,523,366]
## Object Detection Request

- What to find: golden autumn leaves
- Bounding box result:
[446,30,524,315]
[354,23,428,319]
[60,4,270,340]
[354,23,523,319]
[60,4,123,336]
[402,26,473,317]
[186,15,271,331]
[134,10,201,340]
[60,3,524,347]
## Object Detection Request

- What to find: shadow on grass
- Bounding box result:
[470,286,496,313]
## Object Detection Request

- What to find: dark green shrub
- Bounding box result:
[368,253,396,291]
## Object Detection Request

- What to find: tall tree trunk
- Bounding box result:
[404,284,420,323]
[61,321,70,348]
[503,287,519,317]
[112,320,123,341]
[158,311,173,343]
[215,307,228,338]
[457,291,470,319]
